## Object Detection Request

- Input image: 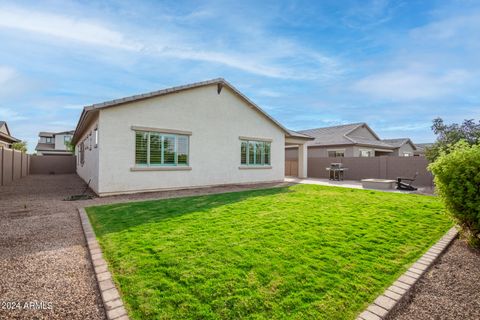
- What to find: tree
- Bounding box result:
[64,140,75,154]
[428,142,480,247]
[426,118,480,161]
[11,141,27,152]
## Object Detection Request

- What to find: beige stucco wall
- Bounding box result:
[75,115,100,193]
[286,145,357,159]
[352,146,375,157]
[95,84,285,195]
[54,133,71,151]
[391,143,415,156]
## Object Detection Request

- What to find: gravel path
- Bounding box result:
[0,174,288,319]
[389,239,480,320]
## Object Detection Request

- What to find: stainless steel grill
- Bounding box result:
[326,163,348,181]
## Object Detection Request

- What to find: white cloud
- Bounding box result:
[0,66,16,85]
[0,107,27,121]
[63,105,84,110]
[352,68,471,100]
[0,6,141,50]
[0,5,342,80]
[410,12,480,43]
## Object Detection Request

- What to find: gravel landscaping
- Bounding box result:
[0,174,287,319]
[389,239,480,320]
[2,174,478,319]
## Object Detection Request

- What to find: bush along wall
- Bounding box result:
[429,142,480,247]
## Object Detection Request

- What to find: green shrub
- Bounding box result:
[428,142,480,247]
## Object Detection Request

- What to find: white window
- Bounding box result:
[359,149,373,157]
[79,141,85,165]
[45,137,53,143]
[94,127,98,148]
[327,149,345,157]
[240,140,271,166]
[135,131,189,166]
[402,152,412,157]
[64,135,71,143]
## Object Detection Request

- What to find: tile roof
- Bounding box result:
[298,123,404,149]
[382,138,417,150]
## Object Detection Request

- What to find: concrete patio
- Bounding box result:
[285,177,435,195]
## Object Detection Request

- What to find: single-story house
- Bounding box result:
[413,143,433,157]
[380,138,417,157]
[71,78,312,196]
[286,123,416,160]
[35,130,74,155]
[0,121,20,149]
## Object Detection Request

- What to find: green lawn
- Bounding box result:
[87,184,452,320]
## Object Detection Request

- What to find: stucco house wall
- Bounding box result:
[84,84,285,196]
[286,145,356,160]
[391,143,415,156]
[54,134,69,151]
[75,115,100,193]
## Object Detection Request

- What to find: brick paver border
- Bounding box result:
[78,208,130,320]
[356,226,458,320]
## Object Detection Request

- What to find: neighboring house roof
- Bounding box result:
[414,143,434,153]
[72,78,313,144]
[0,120,20,144]
[298,123,395,149]
[39,132,54,137]
[0,121,9,135]
[39,130,74,137]
[381,138,417,150]
[56,130,75,135]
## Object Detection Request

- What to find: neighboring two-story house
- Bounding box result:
[0,121,20,149]
[35,130,75,155]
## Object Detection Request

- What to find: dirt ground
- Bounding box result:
[0,174,287,319]
[389,239,480,320]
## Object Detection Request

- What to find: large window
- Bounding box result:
[240,140,271,166]
[327,149,345,157]
[135,131,189,166]
[359,149,373,157]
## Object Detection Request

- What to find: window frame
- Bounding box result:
[94,127,98,148]
[327,148,345,158]
[240,139,271,166]
[134,130,190,167]
[359,149,373,157]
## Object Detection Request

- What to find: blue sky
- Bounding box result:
[0,0,479,152]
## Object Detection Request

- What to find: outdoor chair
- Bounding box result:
[396,172,418,191]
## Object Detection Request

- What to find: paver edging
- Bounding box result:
[78,207,130,320]
[356,226,458,320]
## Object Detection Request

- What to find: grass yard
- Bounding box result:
[87,184,452,320]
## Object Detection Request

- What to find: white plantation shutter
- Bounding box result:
[134,131,189,166]
[177,135,189,164]
[241,141,247,164]
[149,133,162,165]
[135,132,148,165]
[240,140,271,165]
